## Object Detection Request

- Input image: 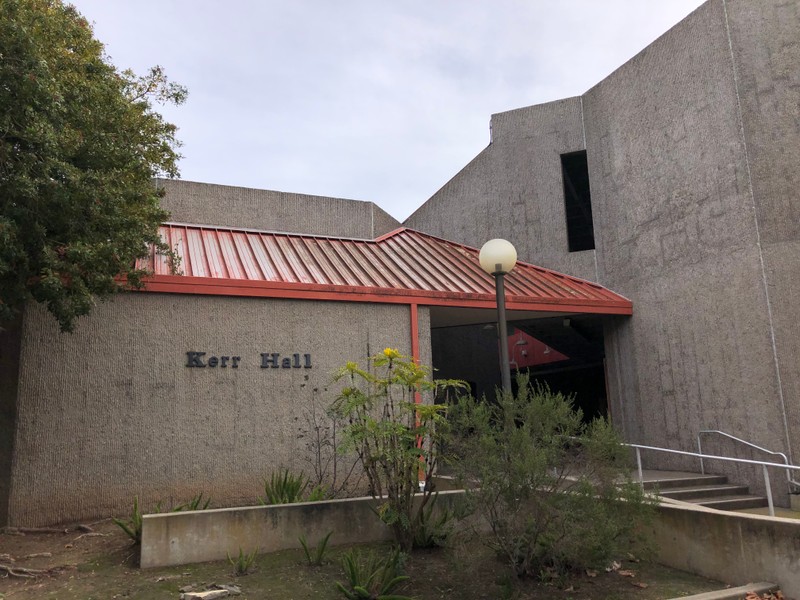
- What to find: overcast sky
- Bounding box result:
[70,1,706,222]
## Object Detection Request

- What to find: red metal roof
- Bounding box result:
[136,225,632,315]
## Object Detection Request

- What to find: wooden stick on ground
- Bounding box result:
[0,564,48,578]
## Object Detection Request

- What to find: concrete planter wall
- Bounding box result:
[140,490,463,569]
[143,492,800,593]
[653,500,800,592]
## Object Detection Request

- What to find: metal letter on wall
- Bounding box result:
[186,352,206,367]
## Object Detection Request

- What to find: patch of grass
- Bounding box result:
[0,536,729,600]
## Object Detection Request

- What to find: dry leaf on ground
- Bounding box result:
[618,569,636,577]
[605,560,621,572]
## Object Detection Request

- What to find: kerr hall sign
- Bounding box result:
[185,352,313,369]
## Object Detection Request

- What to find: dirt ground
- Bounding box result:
[0,519,136,597]
[0,519,769,600]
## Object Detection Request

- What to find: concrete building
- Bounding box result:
[406,0,800,494]
[0,181,631,526]
[0,187,412,526]
[1,0,798,525]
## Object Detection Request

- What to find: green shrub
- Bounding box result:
[446,375,654,579]
[335,547,412,600]
[260,469,309,504]
[330,349,466,551]
[227,547,257,576]
[299,530,333,566]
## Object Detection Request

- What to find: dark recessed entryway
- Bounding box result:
[430,310,608,422]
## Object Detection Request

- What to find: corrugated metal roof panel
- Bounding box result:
[136,225,632,314]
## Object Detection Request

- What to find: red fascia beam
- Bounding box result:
[132,275,633,316]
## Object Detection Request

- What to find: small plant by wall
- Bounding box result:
[227,547,257,576]
[335,547,412,600]
[299,531,333,566]
[260,469,309,504]
[113,496,144,545]
[114,493,213,545]
[173,492,211,512]
[412,492,455,549]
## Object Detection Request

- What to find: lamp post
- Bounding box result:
[479,239,517,394]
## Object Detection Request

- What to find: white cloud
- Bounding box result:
[72,0,705,221]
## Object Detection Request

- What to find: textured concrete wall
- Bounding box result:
[0,317,22,526]
[157,179,400,239]
[726,0,800,462]
[584,0,799,495]
[8,295,429,526]
[585,0,790,487]
[404,99,597,282]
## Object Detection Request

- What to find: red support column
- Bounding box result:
[410,302,422,405]
[410,303,425,488]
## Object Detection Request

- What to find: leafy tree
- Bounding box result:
[0,0,186,331]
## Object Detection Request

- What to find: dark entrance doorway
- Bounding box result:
[430,311,608,422]
[510,314,607,420]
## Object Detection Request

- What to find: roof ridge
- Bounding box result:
[162,221,379,243]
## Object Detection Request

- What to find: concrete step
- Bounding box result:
[668,581,777,600]
[694,494,769,510]
[640,470,770,513]
[659,484,750,500]
[642,474,728,491]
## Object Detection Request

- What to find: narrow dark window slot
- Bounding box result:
[561,151,595,252]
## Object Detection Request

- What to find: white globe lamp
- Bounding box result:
[478,238,517,393]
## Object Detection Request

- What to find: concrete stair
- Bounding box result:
[638,470,769,512]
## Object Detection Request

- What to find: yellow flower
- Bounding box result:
[383,348,401,360]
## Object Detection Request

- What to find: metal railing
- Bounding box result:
[624,442,800,517]
[697,430,800,494]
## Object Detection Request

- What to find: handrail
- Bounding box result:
[622,442,800,517]
[697,430,800,493]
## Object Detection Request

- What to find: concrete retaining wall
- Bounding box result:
[142,492,800,594]
[140,490,464,568]
[654,501,800,592]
